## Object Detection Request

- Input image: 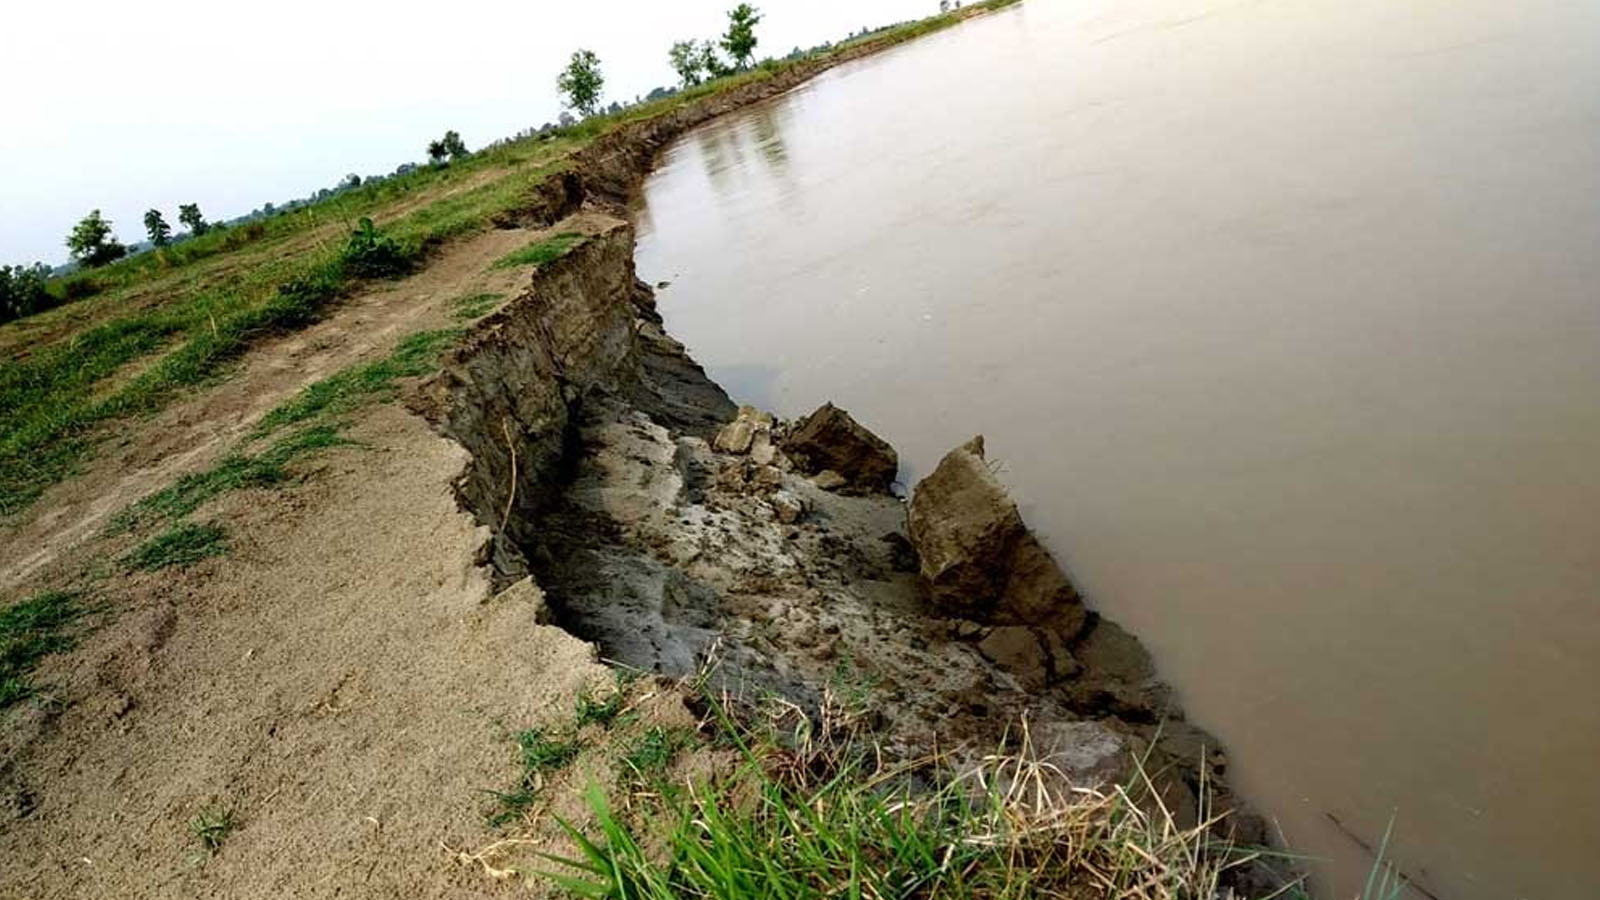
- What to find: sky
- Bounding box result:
[0,0,936,266]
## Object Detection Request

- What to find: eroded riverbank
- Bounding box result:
[409,75,1287,893]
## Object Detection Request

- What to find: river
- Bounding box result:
[633,1,1600,897]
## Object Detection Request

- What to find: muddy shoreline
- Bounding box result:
[411,26,1288,893]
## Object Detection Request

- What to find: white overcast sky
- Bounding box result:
[0,0,935,265]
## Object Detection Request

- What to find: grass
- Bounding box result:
[452,292,505,320]
[490,728,587,826]
[106,426,349,536]
[0,590,85,709]
[122,521,229,572]
[189,805,237,855]
[252,328,463,437]
[539,690,1259,900]
[491,232,585,270]
[619,726,695,781]
[106,328,458,536]
[574,684,629,729]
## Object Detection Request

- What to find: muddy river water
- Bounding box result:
[634,0,1600,897]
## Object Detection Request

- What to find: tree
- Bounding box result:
[143,209,172,246]
[557,49,604,117]
[698,39,731,79]
[721,4,763,69]
[65,210,127,268]
[669,40,704,88]
[442,130,469,161]
[178,203,208,236]
[342,173,362,190]
[427,138,448,166]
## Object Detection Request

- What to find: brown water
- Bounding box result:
[634,1,1600,898]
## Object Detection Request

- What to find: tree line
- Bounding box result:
[5,4,775,324]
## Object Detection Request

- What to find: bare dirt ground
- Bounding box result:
[0,214,625,899]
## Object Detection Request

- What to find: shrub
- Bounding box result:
[339,218,414,278]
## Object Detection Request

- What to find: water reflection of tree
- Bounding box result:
[748,105,789,170]
[693,102,795,201]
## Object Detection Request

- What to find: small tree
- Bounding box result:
[66,210,127,268]
[722,4,762,70]
[557,49,604,117]
[341,173,362,190]
[669,40,704,88]
[698,40,731,79]
[427,138,448,166]
[178,203,208,236]
[143,209,172,246]
[442,130,469,161]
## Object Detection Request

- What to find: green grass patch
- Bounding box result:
[489,727,586,826]
[0,590,86,709]
[574,685,629,730]
[451,292,505,320]
[122,521,229,572]
[106,328,458,536]
[619,726,695,781]
[106,426,350,536]
[491,232,585,270]
[253,329,462,437]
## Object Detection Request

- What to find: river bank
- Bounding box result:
[409,58,1289,894]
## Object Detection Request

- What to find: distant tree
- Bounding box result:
[557,49,604,117]
[178,203,208,236]
[342,173,362,190]
[669,40,705,88]
[65,210,127,268]
[722,4,763,69]
[427,138,448,166]
[558,111,576,128]
[143,209,172,246]
[939,0,951,11]
[442,129,469,161]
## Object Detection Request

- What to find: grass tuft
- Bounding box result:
[574,686,628,730]
[619,725,695,781]
[0,590,86,709]
[123,521,229,572]
[189,806,237,855]
[491,232,585,270]
[452,292,505,320]
[489,728,586,826]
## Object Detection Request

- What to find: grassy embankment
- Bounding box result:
[0,0,1020,522]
